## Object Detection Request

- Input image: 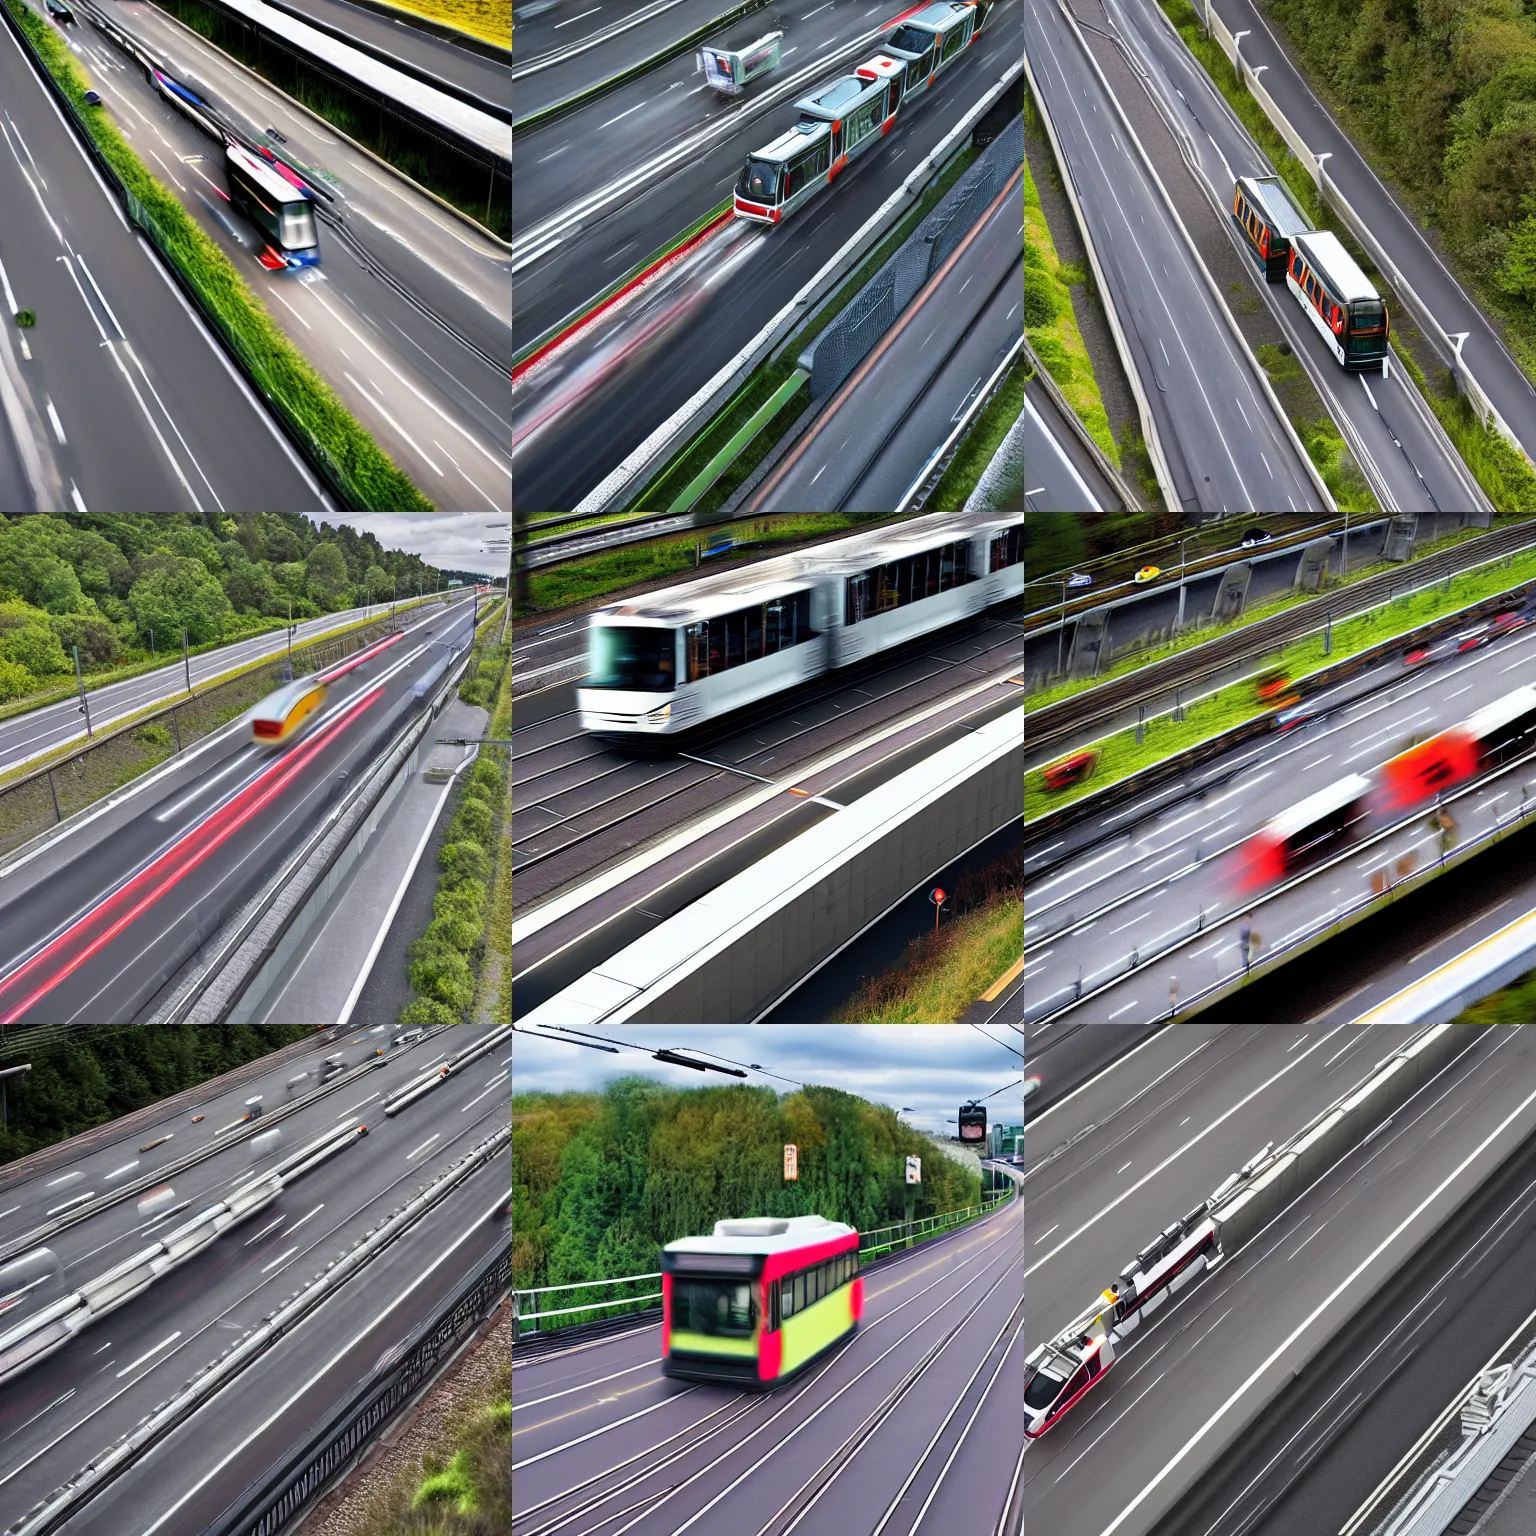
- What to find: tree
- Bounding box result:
[127,558,233,647]
[48,614,117,667]
[1499,213,1536,303]
[304,543,349,608]
[223,563,275,615]
[364,564,392,605]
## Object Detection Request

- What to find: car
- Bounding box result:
[1066,572,1093,590]
[1273,700,1319,732]
[1482,611,1528,643]
[1133,566,1161,584]
[46,0,74,21]
[1041,748,1099,792]
[1240,528,1272,547]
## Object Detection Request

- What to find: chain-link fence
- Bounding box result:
[0,617,404,865]
[804,113,1024,399]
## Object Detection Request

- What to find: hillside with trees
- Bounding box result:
[0,514,452,703]
[0,1025,315,1164]
[512,1078,983,1296]
[1262,0,1536,371]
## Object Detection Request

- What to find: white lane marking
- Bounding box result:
[116,1331,181,1378]
[242,1215,287,1246]
[288,1203,324,1235]
[259,1246,299,1275]
[406,1134,441,1161]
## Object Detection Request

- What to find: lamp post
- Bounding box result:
[1176,534,1198,631]
[0,1063,31,1133]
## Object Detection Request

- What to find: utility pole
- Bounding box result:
[183,630,191,694]
[73,645,91,738]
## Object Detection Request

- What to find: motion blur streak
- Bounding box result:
[0,684,385,1023]
[318,631,404,683]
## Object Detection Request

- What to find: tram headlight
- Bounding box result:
[645,703,672,726]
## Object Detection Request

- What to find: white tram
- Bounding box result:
[576,511,1022,737]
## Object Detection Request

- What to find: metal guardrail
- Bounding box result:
[207,1240,511,1536]
[1026,521,1536,759]
[512,1183,1016,1337]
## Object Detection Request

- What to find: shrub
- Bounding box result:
[449,796,493,845]
[425,908,482,953]
[439,840,490,886]
[0,659,35,701]
[398,995,459,1026]
[407,936,476,1013]
[48,613,117,667]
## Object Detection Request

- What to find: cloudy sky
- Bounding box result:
[302,514,510,577]
[511,1025,1024,1137]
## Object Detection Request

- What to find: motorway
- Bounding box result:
[1021,578,1536,1024]
[0,595,450,779]
[0,596,477,1024]
[1022,383,1113,513]
[742,171,1023,513]
[74,0,513,512]
[1025,0,1323,514]
[1023,1023,1536,1536]
[0,1023,511,1531]
[1205,0,1536,466]
[511,1163,1022,1536]
[510,599,1022,1017]
[0,1,322,513]
[1095,0,1486,518]
[511,0,1021,511]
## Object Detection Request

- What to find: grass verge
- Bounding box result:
[1027,543,1536,817]
[380,0,508,49]
[523,511,890,614]
[925,361,1024,511]
[629,147,981,514]
[1158,0,1536,515]
[1024,151,1118,464]
[832,894,1023,1022]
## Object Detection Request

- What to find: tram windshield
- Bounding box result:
[587,627,677,691]
[738,158,781,203]
[1026,1362,1070,1409]
[672,1278,757,1337]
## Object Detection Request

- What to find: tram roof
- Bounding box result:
[664,1215,857,1257]
[1292,231,1379,303]
[753,120,832,162]
[900,0,975,33]
[1237,175,1312,237]
[589,511,1019,625]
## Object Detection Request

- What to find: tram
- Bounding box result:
[734,0,984,224]
[250,676,329,746]
[661,1215,861,1386]
[576,511,1022,738]
[1287,231,1388,371]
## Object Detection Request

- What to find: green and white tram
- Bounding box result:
[1286,230,1389,371]
[661,1216,862,1386]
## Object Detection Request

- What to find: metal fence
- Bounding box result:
[804,113,1024,400]
[512,1183,1017,1337]
[0,615,405,867]
[208,1239,512,1536]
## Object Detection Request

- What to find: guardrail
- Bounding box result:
[1025,520,1536,760]
[512,1182,1016,1337]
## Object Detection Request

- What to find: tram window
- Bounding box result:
[745,606,763,662]
[847,96,881,148]
[940,25,965,62]
[991,526,1022,570]
[724,611,745,668]
[781,1280,795,1321]
[939,544,955,591]
[794,1274,806,1312]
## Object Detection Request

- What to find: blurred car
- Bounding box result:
[1273,699,1320,732]
[1066,572,1093,590]
[45,0,74,21]
[1024,1074,1043,1103]
[1240,527,1272,547]
[1041,748,1099,791]
[1133,566,1162,585]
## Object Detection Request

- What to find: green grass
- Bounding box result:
[2,0,433,508]
[524,512,892,614]
[832,895,1023,1022]
[1025,151,1119,465]
[1027,544,1536,817]
[631,149,982,513]
[926,364,1024,511]
[1158,0,1536,516]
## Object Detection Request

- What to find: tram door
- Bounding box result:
[846,574,871,625]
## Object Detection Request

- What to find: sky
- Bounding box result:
[511,1025,1025,1137]
[301,514,510,577]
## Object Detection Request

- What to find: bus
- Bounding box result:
[1237,773,1373,888]
[699,30,782,95]
[1286,231,1388,371]
[661,1216,861,1386]
[225,143,320,270]
[733,0,983,225]
[1231,175,1313,283]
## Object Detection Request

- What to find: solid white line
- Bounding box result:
[334,755,473,1026]
[1097,1073,1536,1534]
[406,1135,440,1161]
[242,1216,287,1246]
[259,1246,299,1275]
[116,1331,181,1378]
[288,1203,324,1235]
[138,1192,509,1535]
[339,1095,379,1117]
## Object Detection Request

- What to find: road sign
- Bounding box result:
[905,1155,921,1184]
[784,1144,798,1181]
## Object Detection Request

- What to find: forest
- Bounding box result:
[0,514,455,704]
[512,1078,983,1300]
[1264,0,1536,357]
[0,1025,316,1163]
